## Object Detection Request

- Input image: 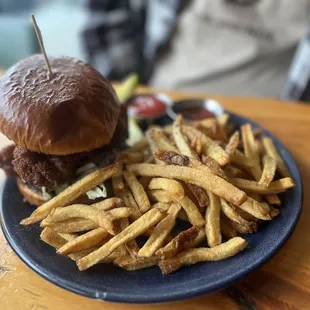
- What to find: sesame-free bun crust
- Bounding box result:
[0,55,120,155]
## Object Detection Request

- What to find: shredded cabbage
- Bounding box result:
[41,187,52,200]
[86,183,107,200]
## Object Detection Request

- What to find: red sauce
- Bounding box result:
[128,95,167,118]
[181,107,215,120]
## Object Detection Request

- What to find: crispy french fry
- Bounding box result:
[183,125,230,166]
[227,218,258,234]
[57,227,110,255]
[258,156,277,188]
[241,124,262,180]
[154,148,190,166]
[233,207,258,222]
[205,192,221,247]
[127,164,247,206]
[265,194,281,206]
[49,205,119,235]
[40,228,96,261]
[186,183,210,208]
[107,207,132,220]
[262,137,290,177]
[224,165,248,179]
[92,197,124,211]
[21,164,118,225]
[241,124,259,162]
[191,131,203,155]
[112,174,142,220]
[194,119,227,141]
[148,178,184,198]
[40,218,97,233]
[270,206,280,218]
[220,217,237,238]
[148,189,173,203]
[112,175,125,195]
[156,227,204,259]
[155,148,226,180]
[220,199,253,226]
[146,128,178,154]
[114,255,159,271]
[159,237,248,274]
[77,208,167,270]
[172,115,199,159]
[238,197,271,221]
[138,203,181,257]
[98,246,128,263]
[230,150,255,169]
[225,131,240,156]
[230,177,295,194]
[175,196,205,227]
[120,218,140,259]
[123,171,151,213]
[201,155,227,180]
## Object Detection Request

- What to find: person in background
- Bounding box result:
[81,0,310,101]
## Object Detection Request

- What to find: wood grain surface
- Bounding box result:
[1,87,310,310]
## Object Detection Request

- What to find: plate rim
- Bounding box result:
[0,111,303,304]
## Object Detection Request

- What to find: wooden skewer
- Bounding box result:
[31,13,53,76]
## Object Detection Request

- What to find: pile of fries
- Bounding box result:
[20,113,295,274]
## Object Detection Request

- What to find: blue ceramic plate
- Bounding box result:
[0,112,302,303]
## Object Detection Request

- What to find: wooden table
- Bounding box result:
[1,88,310,310]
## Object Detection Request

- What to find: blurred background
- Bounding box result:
[0,0,310,101]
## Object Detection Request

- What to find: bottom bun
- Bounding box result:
[17,177,96,207]
[17,177,47,207]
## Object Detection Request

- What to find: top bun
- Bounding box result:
[0,55,120,155]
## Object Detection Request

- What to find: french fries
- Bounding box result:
[174,196,205,227]
[225,131,239,156]
[57,227,109,255]
[220,217,237,238]
[21,113,295,274]
[148,178,184,198]
[205,192,221,247]
[159,237,248,274]
[182,125,230,165]
[172,115,199,159]
[41,218,97,233]
[138,203,181,257]
[241,124,262,180]
[77,208,167,270]
[114,256,159,271]
[112,175,142,220]
[262,137,290,177]
[123,171,151,213]
[49,205,120,235]
[156,227,204,259]
[230,177,295,194]
[186,183,210,208]
[21,164,118,225]
[259,156,277,187]
[127,163,246,206]
[148,189,173,203]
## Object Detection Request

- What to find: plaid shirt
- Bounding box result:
[82,0,310,102]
